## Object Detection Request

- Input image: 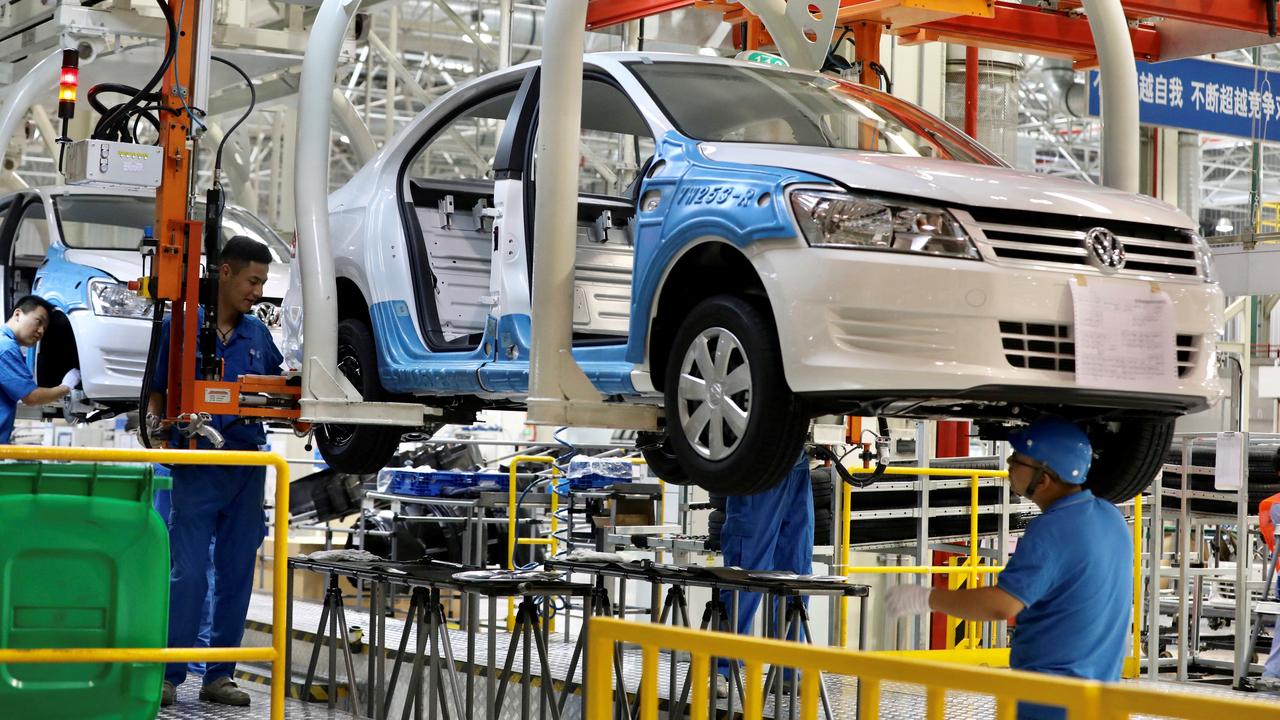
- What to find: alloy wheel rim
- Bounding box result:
[676,327,752,461]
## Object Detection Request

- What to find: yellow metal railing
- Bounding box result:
[507,454,560,570]
[507,455,559,628]
[840,466,1144,676]
[840,466,1005,651]
[584,617,1278,720]
[0,446,290,720]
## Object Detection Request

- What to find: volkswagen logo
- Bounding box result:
[1084,227,1125,273]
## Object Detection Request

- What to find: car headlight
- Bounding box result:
[89,278,153,318]
[790,190,980,259]
[1187,231,1218,283]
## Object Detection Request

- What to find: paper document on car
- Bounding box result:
[1069,278,1176,391]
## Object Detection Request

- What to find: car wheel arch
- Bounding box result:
[336,276,372,324]
[34,308,78,387]
[646,239,777,393]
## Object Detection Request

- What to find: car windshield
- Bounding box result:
[627,61,1001,165]
[54,195,154,250]
[53,195,291,261]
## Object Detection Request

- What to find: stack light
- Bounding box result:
[58,49,79,120]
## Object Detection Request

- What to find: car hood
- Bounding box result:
[700,144,1195,229]
[63,249,291,301]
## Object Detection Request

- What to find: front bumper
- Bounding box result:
[752,247,1224,415]
[67,310,150,401]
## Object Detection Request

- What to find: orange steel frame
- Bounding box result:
[586,1,1271,68]
[153,0,300,435]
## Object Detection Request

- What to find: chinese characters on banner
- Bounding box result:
[1088,58,1280,143]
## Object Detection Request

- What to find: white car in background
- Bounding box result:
[0,187,290,421]
[296,52,1223,499]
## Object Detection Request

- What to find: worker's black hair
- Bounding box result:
[220,235,273,274]
[13,295,55,317]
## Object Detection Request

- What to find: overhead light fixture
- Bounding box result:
[1215,217,1235,234]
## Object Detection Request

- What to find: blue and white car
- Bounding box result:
[299,53,1223,498]
[0,187,290,421]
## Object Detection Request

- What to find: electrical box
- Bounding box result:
[64,140,163,189]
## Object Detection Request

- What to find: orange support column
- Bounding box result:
[154,1,204,422]
[852,21,883,88]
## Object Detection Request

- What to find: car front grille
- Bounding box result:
[999,321,1197,377]
[965,208,1203,280]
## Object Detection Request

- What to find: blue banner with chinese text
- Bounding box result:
[1087,58,1280,142]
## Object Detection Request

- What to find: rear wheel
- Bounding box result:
[1083,418,1175,503]
[663,295,806,496]
[316,318,406,474]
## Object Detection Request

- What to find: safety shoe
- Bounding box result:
[714,674,730,698]
[160,681,176,707]
[199,676,251,706]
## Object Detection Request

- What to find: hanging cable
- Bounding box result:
[807,418,891,488]
[94,0,177,142]
[209,56,256,180]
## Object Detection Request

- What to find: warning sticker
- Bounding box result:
[204,388,233,404]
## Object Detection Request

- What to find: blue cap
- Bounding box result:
[1009,416,1092,484]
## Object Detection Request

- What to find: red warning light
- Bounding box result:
[58,49,79,120]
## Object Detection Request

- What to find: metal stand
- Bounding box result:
[758,596,834,720]
[302,573,364,716]
[493,596,562,720]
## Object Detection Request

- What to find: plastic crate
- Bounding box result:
[565,457,632,490]
[382,468,507,497]
[0,462,170,720]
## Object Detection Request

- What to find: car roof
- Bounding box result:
[0,185,153,203]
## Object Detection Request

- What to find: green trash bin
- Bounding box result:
[0,462,170,720]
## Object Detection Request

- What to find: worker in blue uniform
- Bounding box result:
[716,452,814,695]
[886,416,1132,720]
[150,237,283,708]
[0,295,79,443]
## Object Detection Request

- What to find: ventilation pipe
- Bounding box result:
[1081,0,1139,192]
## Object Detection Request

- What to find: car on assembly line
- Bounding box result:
[294,52,1223,499]
[0,187,291,422]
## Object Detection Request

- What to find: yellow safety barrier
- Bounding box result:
[0,445,290,720]
[840,466,1005,650]
[507,455,559,628]
[584,617,1278,720]
[507,454,560,569]
[839,466,1144,676]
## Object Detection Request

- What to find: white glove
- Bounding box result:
[60,368,81,390]
[885,584,933,619]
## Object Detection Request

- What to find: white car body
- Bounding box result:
[299,52,1223,493]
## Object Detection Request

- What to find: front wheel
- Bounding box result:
[637,432,693,485]
[316,318,406,474]
[662,295,806,496]
[1083,418,1175,503]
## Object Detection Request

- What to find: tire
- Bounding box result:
[1083,418,1175,503]
[316,318,406,474]
[663,296,806,496]
[639,433,693,485]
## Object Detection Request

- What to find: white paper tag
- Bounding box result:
[1214,431,1244,491]
[1069,278,1176,391]
[203,388,233,405]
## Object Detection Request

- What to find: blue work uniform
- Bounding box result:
[153,464,216,677]
[152,311,283,688]
[0,326,37,444]
[996,489,1132,720]
[717,454,814,675]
